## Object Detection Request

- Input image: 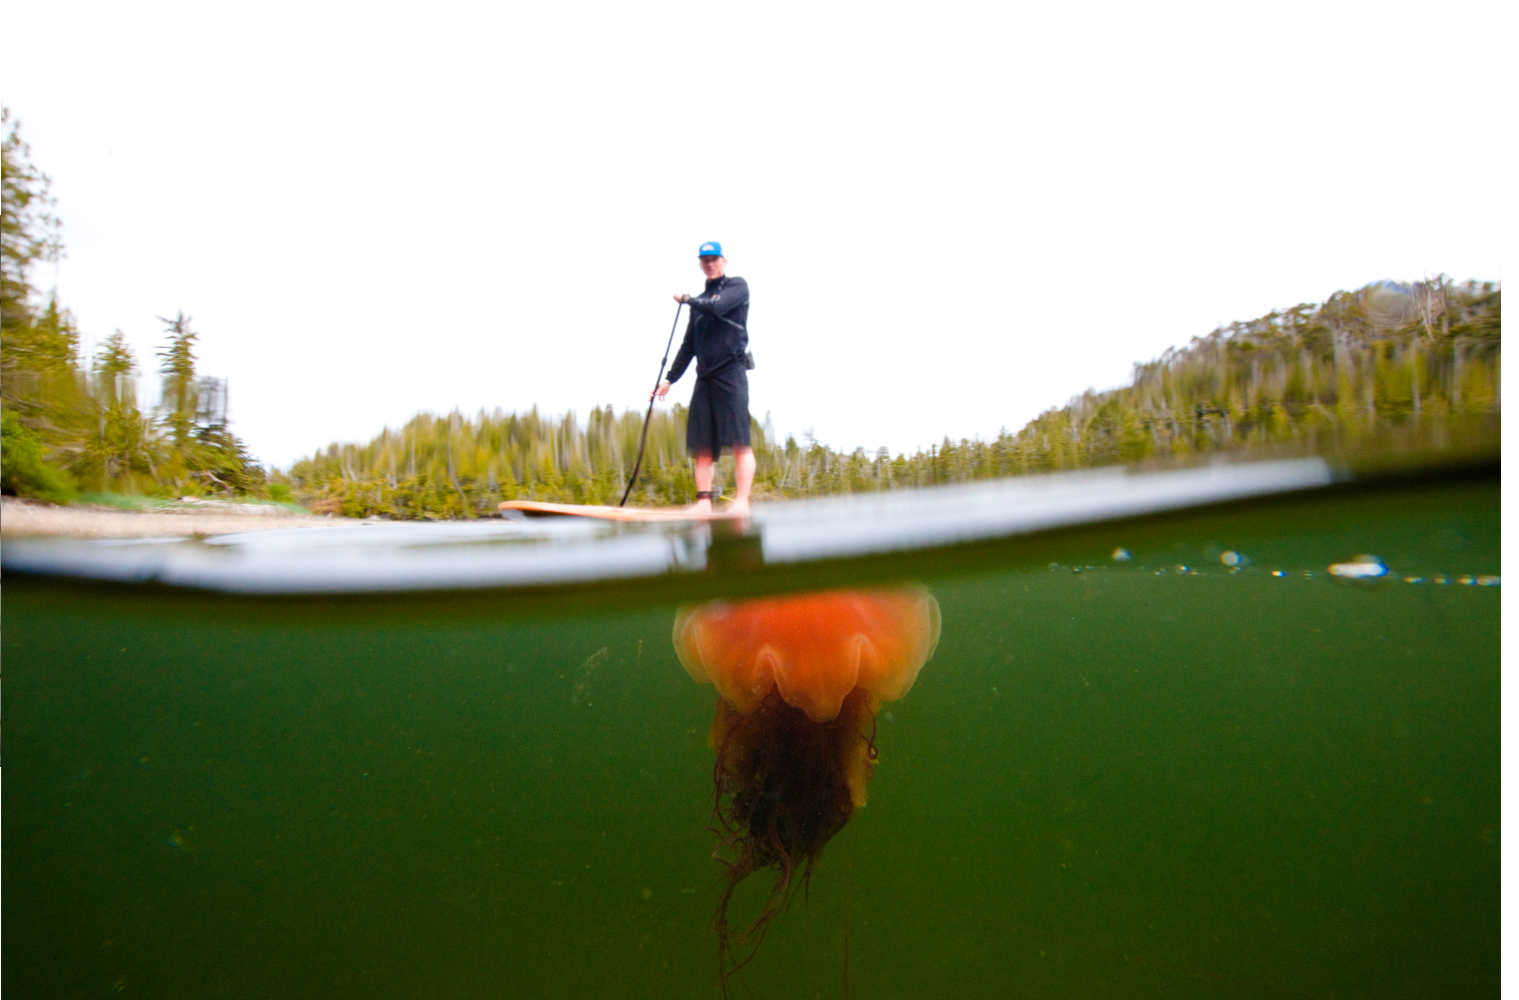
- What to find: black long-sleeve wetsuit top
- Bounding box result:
[665,275,749,384]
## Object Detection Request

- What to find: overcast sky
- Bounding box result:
[1,1,1504,469]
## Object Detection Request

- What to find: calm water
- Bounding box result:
[3,476,1498,998]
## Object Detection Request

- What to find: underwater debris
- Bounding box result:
[1328,556,1387,579]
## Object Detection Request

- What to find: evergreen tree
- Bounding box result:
[156,311,199,451]
[71,331,162,491]
[147,312,264,495]
[1,106,61,341]
[1,107,85,497]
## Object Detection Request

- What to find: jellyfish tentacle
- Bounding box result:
[845,694,880,808]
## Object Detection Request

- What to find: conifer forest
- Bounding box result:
[1,108,1501,518]
[1,109,264,503]
[280,275,1499,519]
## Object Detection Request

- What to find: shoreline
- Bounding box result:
[0,496,338,539]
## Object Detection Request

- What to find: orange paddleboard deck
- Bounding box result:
[498,500,737,522]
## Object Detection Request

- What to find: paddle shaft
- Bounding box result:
[620,301,685,506]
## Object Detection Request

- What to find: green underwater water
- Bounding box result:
[3,479,1498,998]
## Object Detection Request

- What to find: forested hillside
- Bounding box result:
[281,278,1499,518]
[0,108,264,502]
[1001,278,1499,472]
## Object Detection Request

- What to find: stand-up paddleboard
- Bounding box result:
[499,500,741,522]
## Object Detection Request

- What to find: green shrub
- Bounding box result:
[1,409,78,504]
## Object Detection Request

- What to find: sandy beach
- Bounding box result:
[1,496,337,539]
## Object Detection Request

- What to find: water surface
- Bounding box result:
[3,473,1498,998]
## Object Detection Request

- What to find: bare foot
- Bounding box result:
[726,498,750,516]
[688,497,713,515]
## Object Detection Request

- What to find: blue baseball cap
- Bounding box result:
[698,241,723,257]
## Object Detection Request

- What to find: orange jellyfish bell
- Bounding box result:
[672,585,941,987]
[674,586,941,723]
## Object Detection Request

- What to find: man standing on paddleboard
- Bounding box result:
[654,241,755,515]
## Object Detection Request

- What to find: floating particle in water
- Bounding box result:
[1457,575,1475,585]
[1328,555,1387,579]
[1478,575,1501,586]
[572,647,610,706]
[1404,576,1425,584]
[166,831,185,850]
[1271,570,1286,578]
[1112,548,1132,561]
[1049,562,1061,571]
[1434,576,1449,584]
[1174,564,1189,574]
[1071,566,1083,574]
[1220,550,1249,567]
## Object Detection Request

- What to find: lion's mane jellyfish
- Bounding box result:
[672,585,941,981]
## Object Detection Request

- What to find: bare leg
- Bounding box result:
[731,446,755,515]
[691,452,714,514]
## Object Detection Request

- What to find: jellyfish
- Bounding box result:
[672,585,941,984]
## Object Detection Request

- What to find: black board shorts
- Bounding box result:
[687,368,751,457]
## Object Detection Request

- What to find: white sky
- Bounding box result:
[0,0,1504,469]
